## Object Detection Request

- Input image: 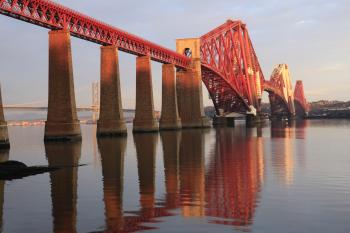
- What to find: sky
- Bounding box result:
[0,0,349,109]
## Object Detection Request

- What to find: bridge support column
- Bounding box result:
[160,64,181,130]
[45,30,81,141]
[212,116,235,127]
[246,114,262,127]
[176,64,210,128]
[97,46,127,136]
[227,117,235,127]
[213,116,227,127]
[176,38,210,129]
[0,85,9,148]
[133,56,158,133]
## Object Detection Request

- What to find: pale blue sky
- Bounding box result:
[0,0,349,109]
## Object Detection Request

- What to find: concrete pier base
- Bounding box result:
[45,30,81,141]
[0,126,9,149]
[176,67,210,128]
[212,116,235,128]
[160,64,181,130]
[133,56,159,133]
[288,115,296,121]
[212,116,227,127]
[246,114,262,127]
[0,85,9,148]
[97,46,127,136]
[227,117,235,127]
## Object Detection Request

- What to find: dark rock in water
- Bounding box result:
[0,160,61,180]
[0,160,28,169]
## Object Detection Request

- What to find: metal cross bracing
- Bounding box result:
[264,81,289,110]
[0,0,309,118]
[263,64,296,118]
[294,81,309,115]
[0,0,191,68]
[200,20,265,115]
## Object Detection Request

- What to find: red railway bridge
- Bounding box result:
[0,0,309,145]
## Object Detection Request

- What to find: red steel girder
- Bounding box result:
[200,20,265,115]
[0,0,190,68]
[294,80,309,113]
[1,1,273,116]
[263,66,295,117]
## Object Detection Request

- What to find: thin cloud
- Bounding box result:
[295,19,316,26]
[320,63,346,72]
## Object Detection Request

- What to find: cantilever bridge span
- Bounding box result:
[0,0,309,144]
[200,20,264,116]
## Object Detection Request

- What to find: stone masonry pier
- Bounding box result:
[133,56,159,133]
[97,46,127,136]
[44,30,81,141]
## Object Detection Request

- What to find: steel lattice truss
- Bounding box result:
[0,0,190,68]
[0,0,309,117]
[294,81,309,114]
[200,20,265,115]
[263,65,294,117]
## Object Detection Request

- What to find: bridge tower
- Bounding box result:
[91,82,100,111]
[264,64,296,120]
[294,80,309,118]
[176,39,210,128]
[91,82,100,123]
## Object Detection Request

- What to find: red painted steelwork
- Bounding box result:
[264,69,294,117]
[0,0,191,68]
[294,80,309,113]
[0,1,308,117]
[200,20,265,115]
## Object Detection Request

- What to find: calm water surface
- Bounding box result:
[1,120,350,233]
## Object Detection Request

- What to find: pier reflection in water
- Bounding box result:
[179,130,206,218]
[3,120,350,233]
[93,127,265,232]
[98,137,126,232]
[45,141,81,233]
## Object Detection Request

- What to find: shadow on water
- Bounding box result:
[45,141,82,233]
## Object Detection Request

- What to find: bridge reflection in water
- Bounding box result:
[45,141,81,233]
[270,120,308,186]
[22,122,308,233]
[98,128,266,232]
[205,128,264,227]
